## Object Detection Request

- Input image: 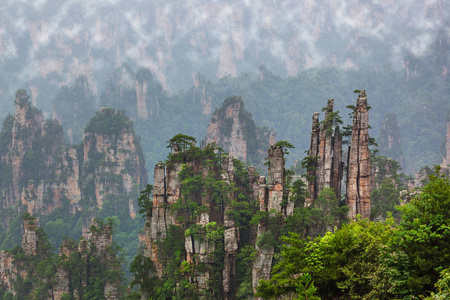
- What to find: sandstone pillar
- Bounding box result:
[346,90,371,220]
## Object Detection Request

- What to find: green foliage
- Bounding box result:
[395,166,450,295]
[294,273,320,300]
[257,218,396,299]
[426,268,450,299]
[53,75,96,143]
[15,89,30,107]
[84,108,134,136]
[273,140,295,155]
[167,133,197,152]
[137,184,153,217]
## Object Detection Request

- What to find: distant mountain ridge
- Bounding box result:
[0,0,448,111]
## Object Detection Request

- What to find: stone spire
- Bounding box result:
[346,90,371,220]
[252,144,293,296]
[306,99,343,205]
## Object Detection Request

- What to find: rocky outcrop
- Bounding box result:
[346,90,371,220]
[306,99,343,205]
[1,92,147,230]
[252,144,293,296]
[222,157,239,300]
[378,113,404,167]
[207,96,276,166]
[193,73,213,116]
[101,65,165,120]
[82,108,147,218]
[21,218,39,256]
[0,250,16,295]
[0,219,121,299]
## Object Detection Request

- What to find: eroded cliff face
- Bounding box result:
[206,96,276,166]
[142,142,269,298]
[0,91,82,215]
[0,94,147,224]
[306,99,343,205]
[83,109,147,218]
[346,90,371,220]
[0,219,121,299]
[101,65,164,121]
[251,144,293,296]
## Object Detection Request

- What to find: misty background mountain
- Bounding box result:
[0,0,449,174]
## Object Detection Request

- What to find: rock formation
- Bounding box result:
[346,90,371,220]
[0,218,122,299]
[101,65,165,120]
[142,141,291,298]
[0,91,147,227]
[251,144,293,296]
[306,99,343,205]
[378,112,404,167]
[207,96,276,166]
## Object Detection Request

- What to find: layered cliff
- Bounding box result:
[206,96,276,165]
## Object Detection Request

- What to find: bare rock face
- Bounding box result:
[82,107,147,218]
[346,90,371,220]
[1,91,82,215]
[267,145,285,213]
[0,250,16,295]
[252,144,292,296]
[306,99,343,205]
[206,96,275,166]
[101,66,164,120]
[222,157,239,300]
[22,218,39,256]
[442,110,450,168]
[8,90,45,206]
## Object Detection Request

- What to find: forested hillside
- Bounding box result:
[48,57,450,176]
[1,1,450,299]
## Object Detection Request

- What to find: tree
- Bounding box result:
[294,274,320,300]
[137,184,153,217]
[395,166,450,295]
[167,134,197,152]
[257,218,395,299]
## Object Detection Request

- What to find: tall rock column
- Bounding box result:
[146,163,167,277]
[346,90,371,220]
[222,157,239,300]
[322,99,334,189]
[252,144,288,296]
[306,112,320,206]
[306,99,343,205]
